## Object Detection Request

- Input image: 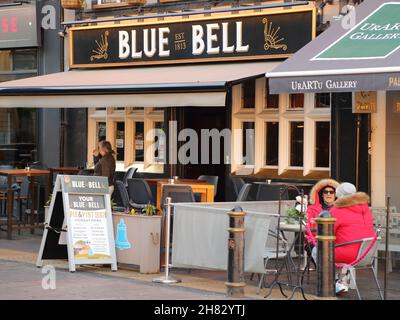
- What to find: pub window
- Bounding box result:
[135,122,144,162]
[290,121,304,167]
[242,79,256,109]
[12,49,37,71]
[265,81,279,109]
[116,122,125,161]
[265,122,279,166]
[289,93,304,109]
[0,49,38,82]
[315,121,330,168]
[0,108,37,167]
[242,121,255,165]
[315,93,331,108]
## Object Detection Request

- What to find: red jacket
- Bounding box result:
[330,192,375,264]
[306,179,339,243]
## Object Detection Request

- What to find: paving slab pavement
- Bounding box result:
[2,233,398,300]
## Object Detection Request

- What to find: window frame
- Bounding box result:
[87,107,164,173]
[231,78,331,177]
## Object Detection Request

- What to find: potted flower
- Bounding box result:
[285,196,308,224]
[142,203,158,216]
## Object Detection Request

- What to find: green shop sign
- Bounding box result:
[314,2,400,60]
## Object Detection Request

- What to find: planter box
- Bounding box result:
[112,212,161,273]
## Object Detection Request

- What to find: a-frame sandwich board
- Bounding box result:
[36,175,117,272]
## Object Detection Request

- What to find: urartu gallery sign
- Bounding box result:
[69,9,314,68]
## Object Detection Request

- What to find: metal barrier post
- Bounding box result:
[226,206,246,297]
[153,197,181,284]
[314,210,336,298]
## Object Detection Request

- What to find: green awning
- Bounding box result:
[267,0,400,93]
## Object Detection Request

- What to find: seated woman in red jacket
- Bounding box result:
[305,179,339,244]
[330,183,375,264]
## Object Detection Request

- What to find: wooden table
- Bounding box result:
[0,169,50,240]
[145,179,214,211]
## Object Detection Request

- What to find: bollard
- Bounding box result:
[153,197,181,284]
[314,210,336,298]
[225,206,246,298]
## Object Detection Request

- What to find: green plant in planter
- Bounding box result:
[285,195,308,224]
[142,203,158,216]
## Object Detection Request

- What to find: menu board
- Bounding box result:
[36,175,117,272]
[69,195,111,260]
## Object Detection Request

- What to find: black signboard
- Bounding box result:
[70,8,314,68]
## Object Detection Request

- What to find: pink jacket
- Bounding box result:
[306,179,339,243]
[330,192,375,264]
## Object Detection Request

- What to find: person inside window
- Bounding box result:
[93,140,116,195]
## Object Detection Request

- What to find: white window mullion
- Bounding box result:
[254,117,265,173]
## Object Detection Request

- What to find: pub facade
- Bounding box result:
[0,0,354,201]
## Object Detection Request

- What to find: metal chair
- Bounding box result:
[236,183,252,202]
[127,178,154,210]
[335,231,383,300]
[231,176,245,199]
[197,175,218,198]
[122,167,138,188]
[251,218,293,294]
[256,184,289,201]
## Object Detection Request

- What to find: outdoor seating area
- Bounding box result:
[1,166,399,300]
[104,174,396,300]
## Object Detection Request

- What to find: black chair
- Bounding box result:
[127,178,154,210]
[161,185,195,208]
[115,180,135,211]
[231,176,245,199]
[256,184,289,201]
[198,175,218,197]
[236,183,252,202]
[160,185,196,260]
[123,167,138,187]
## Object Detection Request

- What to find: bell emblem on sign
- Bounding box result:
[115,218,131,250]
